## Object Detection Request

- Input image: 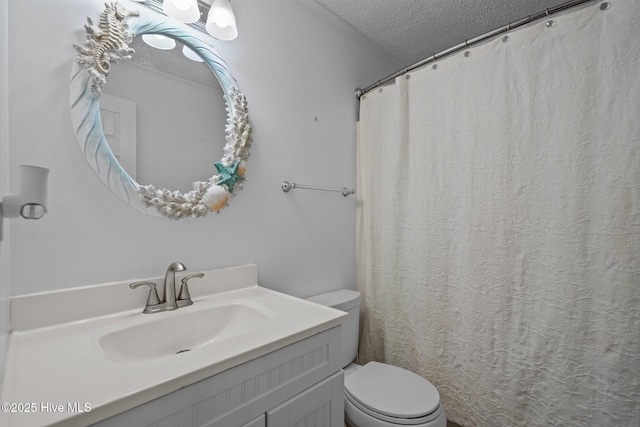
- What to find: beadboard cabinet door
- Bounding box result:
[267,371,344,427]
[242,415,266,427]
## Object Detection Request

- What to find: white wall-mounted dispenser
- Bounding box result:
[0,165,49,241]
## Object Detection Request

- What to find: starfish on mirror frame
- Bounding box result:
[214,160,245,192]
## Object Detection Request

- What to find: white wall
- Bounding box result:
[0,0,10,387]
[6,0,398,300]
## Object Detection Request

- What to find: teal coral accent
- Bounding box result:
[214,161,244,192]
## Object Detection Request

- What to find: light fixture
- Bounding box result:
[182,45,204,62]
[162,0,201,24]
[0,165,49,241]
[141,34,177,50]
[206,0,238,41]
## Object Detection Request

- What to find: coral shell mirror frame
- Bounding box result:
[70,2,252,220]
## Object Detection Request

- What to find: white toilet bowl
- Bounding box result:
[344,362,446,427]
[306,290,447,427]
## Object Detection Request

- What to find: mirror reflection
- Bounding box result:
[102,35,227,193]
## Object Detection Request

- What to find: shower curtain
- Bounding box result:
[356,1,640,426]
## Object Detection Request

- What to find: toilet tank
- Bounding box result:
[306,289,361,368]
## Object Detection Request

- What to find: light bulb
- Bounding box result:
[173,0,191,11]
[162,0,200,23]
[142,34,176,50]
[206,0,237,40]
[182,45,204,62]
[212,8,233,28]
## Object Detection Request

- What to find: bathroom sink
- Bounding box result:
[98,300,276,362]
[3,265,348,427]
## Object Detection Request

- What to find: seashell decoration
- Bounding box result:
[73,2,139,96]
[137,89,252,220]
[237,160,247,176]
[202,185,230,212]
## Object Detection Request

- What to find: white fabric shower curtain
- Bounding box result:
[356,1,640,426]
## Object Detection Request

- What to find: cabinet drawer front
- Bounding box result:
[267,371,344,427]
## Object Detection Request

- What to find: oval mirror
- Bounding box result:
[70,3,252,220]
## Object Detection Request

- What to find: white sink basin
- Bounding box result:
[98,300,276,362]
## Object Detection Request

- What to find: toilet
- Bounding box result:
[307,290,447,427]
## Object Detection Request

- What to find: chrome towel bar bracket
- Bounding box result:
[281,181,355,197]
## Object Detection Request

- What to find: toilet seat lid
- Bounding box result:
[344,362,440,419]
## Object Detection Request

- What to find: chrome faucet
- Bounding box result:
[162,261,187,311]
[130,262,205,314]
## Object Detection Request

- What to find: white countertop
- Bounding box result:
[0,265,346,427]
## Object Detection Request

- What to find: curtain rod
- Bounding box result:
[355,0,599,100]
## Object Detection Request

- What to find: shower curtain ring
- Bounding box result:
[545,8,550,16]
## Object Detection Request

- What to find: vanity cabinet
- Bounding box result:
[267,371,344,426]
[91,326,343,427]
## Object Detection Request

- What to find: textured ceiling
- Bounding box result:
[309,0,574,67]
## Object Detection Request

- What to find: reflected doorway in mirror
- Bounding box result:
[100,94,138,181]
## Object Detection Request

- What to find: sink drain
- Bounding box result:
[176,349,191,354]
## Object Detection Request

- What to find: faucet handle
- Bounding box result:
[177,273,205,307]
[130,281,163,314]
